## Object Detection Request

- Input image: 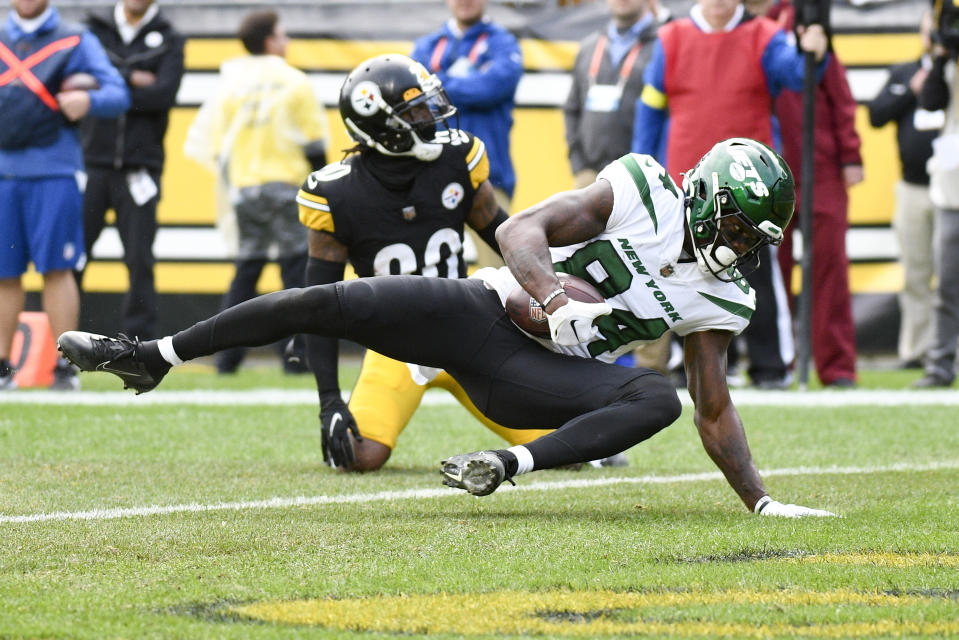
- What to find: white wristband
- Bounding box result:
[541,288,566,308]
[754,495,773,514]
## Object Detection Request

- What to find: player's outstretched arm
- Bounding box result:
[306,230,362,469]
[684,330,768,511]
[685,331,837,517]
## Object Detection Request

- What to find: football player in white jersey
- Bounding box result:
[58,138,835,517]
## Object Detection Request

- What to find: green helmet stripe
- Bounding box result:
[697,291,754,320]
[618,154,658,234]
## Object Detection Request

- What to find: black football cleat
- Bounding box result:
[912,372,954,389]
[57,332,168,394]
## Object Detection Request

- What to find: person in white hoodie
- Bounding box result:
[183,9,329,373]
[914,23,959,388]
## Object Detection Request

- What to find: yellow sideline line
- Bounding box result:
[232,587,959,636]
[783,551,959,568]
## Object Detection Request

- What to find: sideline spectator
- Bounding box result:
[632,0,828,389]
[913,24,959,388]
[564,0,665,371]
[564,0,658,189]
[767,0,862,388]
[79,0,185,341]
[868,10,942,370]
[0,0,128,391]
[183,9,329,374]
[411,0,522,268]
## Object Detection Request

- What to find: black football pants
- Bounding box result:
[740,245,792,384]
[81,167,159,339]
[168,276,682,469]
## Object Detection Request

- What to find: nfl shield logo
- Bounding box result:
[402,206,417,221]
[529,299,546,323]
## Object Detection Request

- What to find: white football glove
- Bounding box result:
[547,299,613,346]
[755,496,837,518]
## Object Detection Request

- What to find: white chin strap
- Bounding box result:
[370,130,442,162]
[406,130,443,161]
[345,118,443,162]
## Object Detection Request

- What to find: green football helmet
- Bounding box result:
[682,138,796,282]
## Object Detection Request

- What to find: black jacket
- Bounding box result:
[868,59,940,186]
[563,19,659,174]
[80,8,184,172]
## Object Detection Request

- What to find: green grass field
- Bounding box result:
[2,362,958,639]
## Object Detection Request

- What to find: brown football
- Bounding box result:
[505,273,605,338]
[60,72,99,92]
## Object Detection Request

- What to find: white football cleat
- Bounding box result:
[440,451,513,496]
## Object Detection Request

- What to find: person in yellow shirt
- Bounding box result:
[184,9,328,373]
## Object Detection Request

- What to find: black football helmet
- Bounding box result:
[339,54,457,161]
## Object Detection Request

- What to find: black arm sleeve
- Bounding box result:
[305,257,346,396]
[919,56,952,112]
[475,208,509,257]
[867,65,913,128]
[129,32,186,112]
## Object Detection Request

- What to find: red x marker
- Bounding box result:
[0,35,81,111]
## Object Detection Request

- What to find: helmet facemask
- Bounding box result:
[381,84,457,160]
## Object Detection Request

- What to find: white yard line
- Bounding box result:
[3,460,957,525]
[3,388,959,406]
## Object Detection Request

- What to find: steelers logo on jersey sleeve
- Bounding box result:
[441,182,464,210]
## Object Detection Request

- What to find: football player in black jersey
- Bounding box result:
[295,54,553,470]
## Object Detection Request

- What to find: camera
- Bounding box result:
[794,0,831,29]
[932,0,959,53]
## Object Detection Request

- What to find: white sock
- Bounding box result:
[507,445,534,475]
[157,336,184,366]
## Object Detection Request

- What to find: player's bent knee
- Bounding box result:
[272,285,341,333]
[345,438,391,472]
[620,372,683,427]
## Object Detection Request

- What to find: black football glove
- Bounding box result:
[319,393,362,468]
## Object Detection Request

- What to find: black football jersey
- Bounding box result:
[296,130,489,279]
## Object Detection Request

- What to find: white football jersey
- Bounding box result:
[475,153,756,362]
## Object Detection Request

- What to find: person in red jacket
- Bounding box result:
[766,0,863,388]
[632,0,829,390]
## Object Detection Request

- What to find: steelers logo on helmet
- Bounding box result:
[351,81,381,117]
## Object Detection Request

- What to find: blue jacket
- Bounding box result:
[412,18,522,198]
[0,8,129,178]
